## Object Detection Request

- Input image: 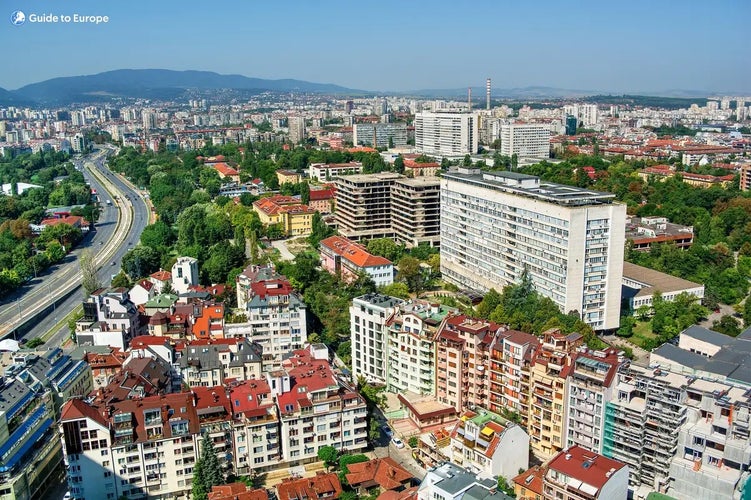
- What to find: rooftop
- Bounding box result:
[546,445,626,494]
[622,262,703,298]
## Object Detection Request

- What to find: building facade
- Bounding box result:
[319,236,394,287]
[499,123,551,158]
[334,173,402,241]
[414,112,478,156]
[350,294,404,385]
[391,177,441,248]
[440,168,626,331]
[353,122,408,148]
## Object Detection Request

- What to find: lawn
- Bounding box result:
[628,319,660,350]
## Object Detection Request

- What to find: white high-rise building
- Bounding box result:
[499,123,551,158]
[350,293,404,384]
[142,109,157,130]
[288,115,306,144]
[414,111,478,156]
[440,168,626,330]
[352,122,407,148]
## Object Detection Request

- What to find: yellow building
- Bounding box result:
[528,329,582,458]
[253,195,314,237]
[276,169,302,185]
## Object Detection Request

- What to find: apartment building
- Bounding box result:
[391,177,441,248]
[414,112,478,156]
[288,116,306,144]
[76,288,141,350]
[231,265,308,367]
[448,409,529,480]
[0,381,59,500]
[60,393,201,500]
[319,236,394,287]
[275,345,368,464]
[350,294,404,385]
[335,172,402,241]
[565,349,623,453]
[440,168,626,330]
[602,365,688,493]
[353,122,408,148]
[417,462,511,500]
[435,315,500,412]
[171,256,199,295]
[499,123,551,158]
[528,330,583,458]
[542,445,628,500]
[309,162,363,182]
[179,338,264,387]
[386,300,455,396]
[488,330,539,428]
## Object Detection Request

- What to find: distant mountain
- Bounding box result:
[0,86,35,106]
[11,69,364,104]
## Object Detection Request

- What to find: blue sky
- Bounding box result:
[1,0,749,93]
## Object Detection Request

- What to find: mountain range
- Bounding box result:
[0,69,731,106]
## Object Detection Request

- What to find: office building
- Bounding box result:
[350,294,404,385]
[414,112,478,156]
[440,168,626,330]
[565,115,578,135]
[353,122,407,148]
[499,123,551,158]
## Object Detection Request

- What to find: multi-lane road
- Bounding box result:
[0,146,151,343]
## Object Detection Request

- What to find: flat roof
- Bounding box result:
[681,325,731,348]
[622,262,703,297]
[443,169,617,207]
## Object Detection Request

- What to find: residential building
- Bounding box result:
[512,464,545,500]
[276,169,302,186]
[0,381,60,500]
[499,123,551,158]
[435,315,500,412]
[448,409,529,479]
[335,172,402,241]
[80,346,127,389]
[276,472,342,500]
[625,216,694,252]
[275,345,368,464]
[128,279,156,307]
[414,112,478,156]
[417,462,512,500]
[76,288,140,350]
[171,257,199,295]
[350,294,404,385]
[440,168,626,330]
[148,270,172,295]
[59,393,201,500]
[288,116,306,144]
[179,338,264,387]
[741,164,751,192]
[191,301,226,339]
[309,162,363,182]
[345,457,414,496]
[386,300,455,396]
[415,428,452,470]
[488,330,539,428]
[319,236,394,287]
[230,265,308,367]
[622,262,704,313]
[253,195,315,237]
[528,330,583,458]
[353,122,408,148]
[397,392,459,434]
[565,348,623,453]
[308,187,336,214]
[391,177,441,248]
[403,159,441,178]
[208,483,269,500]
[542,445,628,500]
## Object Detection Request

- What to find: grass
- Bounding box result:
[627,319,659,349]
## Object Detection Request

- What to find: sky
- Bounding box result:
[1,0,749,94]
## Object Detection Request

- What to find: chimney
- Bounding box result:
[486,78,491,110]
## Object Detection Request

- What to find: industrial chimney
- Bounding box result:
[468,87,472,111]
[486,78,491,110]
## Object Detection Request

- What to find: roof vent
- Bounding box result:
[565,454,572,460]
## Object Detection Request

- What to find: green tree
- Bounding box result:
[139,220,174,249]
[379,282,410,299]
[497,476,516,498]
[79,249,102,295]
[476,288,502,319]
[396,256,426,295]
[111,271,131,288]
[394,155,405,174]
[408,436,418,448]
[300,182,311,205]
[308,212,334,247]
[193,434,224,500]
[712,315,742,337]
[367,238,403,262]
[317,445,339,468]
[25,337,44,348]
[201,243,245,285]
[121,246,162,279]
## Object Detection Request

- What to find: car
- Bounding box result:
[63,493,72,500]
[381,425,393,437]
[391,437,404,449]
[111,261,116,266]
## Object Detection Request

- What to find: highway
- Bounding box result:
[0,146,151,342]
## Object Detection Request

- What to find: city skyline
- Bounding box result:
[2,0,750,94]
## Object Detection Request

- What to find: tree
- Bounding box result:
[712,315,742,337]
[408,436,418,448]
[317,445,339,469]
[121,246,162,279]
[497,476,516,498]
[308,212,334,247]
[25,337,44,348]
[140,220,174,249]
[367,238,403,262]
[476,288,502,319]
[201,243,245,285]
[193,434,224,500]
[394,155,405,174]
[79,249,102,295]
[379,282,410,299]
[111,271,131,288]
[462,154,472,167]
[396,256,426,295]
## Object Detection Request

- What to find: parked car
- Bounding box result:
[381,425,393,438]
[391,437,405,449]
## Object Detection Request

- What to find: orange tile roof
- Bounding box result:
[60,398,108,427]
[276,472,342,500]
[345,458,414,491]
[320,236,392,268]
[150,270,172,281]
[214,162,240,176]
[209,484,269,500]
[512,465,545,498]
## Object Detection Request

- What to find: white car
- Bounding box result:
[391,437,405,449]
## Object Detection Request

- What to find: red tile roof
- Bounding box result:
[150,270,172,281]
[546,445,626,492]
[214,162,240,177]
[60,398,108,427]
[320,236,392,268]
[209,484,269,500]
[309,188,335,201]
[345,458,414,491]
[41,215,86,227]
[512,465,545,498]
[276,472,342,500]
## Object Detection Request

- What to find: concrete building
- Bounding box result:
[391,177,441,248]
[622,262,705,313]
[625,216,694,252]
[440,168,626,331]
[499,123,551,158]
[76,288,140,350]
[353,122,408,148]
[309,162,363,182]
[448,409,529,480]
[253,195,315,237]
[230,265,308,367]
[414,112,478,156]
[542,445,629,500]
[417,462,511,500]
[275,345,368,464]
[179,338,263,387]
[565,348,623,453]
[386,300,456,396]
[319,236,394,287]
[288,116,306,144]
[171,257,199,295]
[488,330,539,428]
[335,172,402,241]
[350,294,404,385]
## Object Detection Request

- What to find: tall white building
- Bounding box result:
[353,122,407,148]
[288,115,306,144]
[440,168,626,330]
[350,294,404,384]
[414,112,478,156]
[499,123,551,158]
